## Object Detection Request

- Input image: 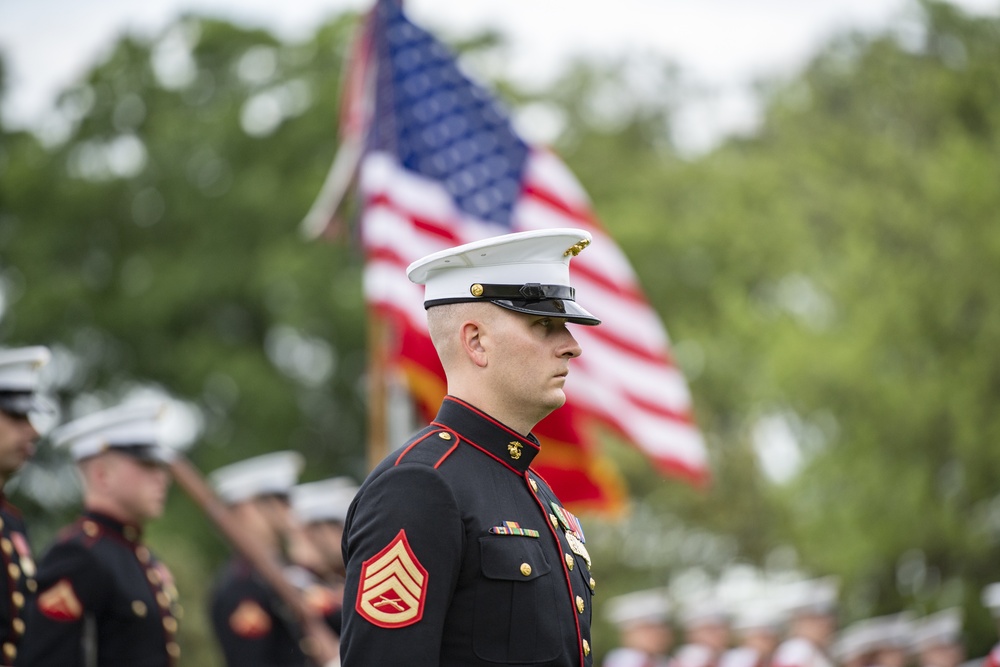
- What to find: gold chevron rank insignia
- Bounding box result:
[356,529,428,628]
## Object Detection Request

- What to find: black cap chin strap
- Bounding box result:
[467,283,576,302]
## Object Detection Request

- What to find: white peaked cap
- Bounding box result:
[982,583,1000,616]
[867,612,914,650]
[832,619,881,662]
[406,228,600,325]
[210,450,304,504]
[291,477,359,524]
[913,608,963,651]
[733,602,787,633]
[681,596,730,628]
[605,587,673,627]
[789,576,839,616]
[50,402,170,462]
[0,346,51,392]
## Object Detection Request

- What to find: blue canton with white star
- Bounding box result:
[370,0,528,228]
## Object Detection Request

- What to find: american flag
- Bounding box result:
[325,0,708,510]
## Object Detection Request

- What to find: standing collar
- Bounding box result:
[84,509,144,543]
[432,396,540,473]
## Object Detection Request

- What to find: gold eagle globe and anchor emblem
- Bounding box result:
[507,441,523,460]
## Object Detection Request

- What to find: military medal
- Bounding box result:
[551,502,592,568]
[565,531,591,568]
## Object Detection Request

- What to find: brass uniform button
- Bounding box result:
[565,554,574,570]
[529,478,538,492]
[1,538,12,555]
[550,514,559,528]
[589,577,596,592]
[519,563,532,577]
[25,580,37,593]
[147,569,161,585]
[132,600,148,617]
[135,546,151,564]
[12,592,24,608]
[82,521,99,537]
[167,642,181,658]
[438,432,452,440]
[173,603,185,619]
[583,639,591,656]
[163,616,178,633]
[576,596,585,613]
[2,642,15,660]
[157,592,171,608]
[7,563,19,579]
[12,618,25,636]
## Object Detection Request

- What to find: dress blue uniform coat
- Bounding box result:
[341,396,595,666]
[0,495,34,666]
[18,511,181,666]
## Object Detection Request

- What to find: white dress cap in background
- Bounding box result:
[50,401,171,463]
[604,586,672,627]
[0,346,51,415]
[210,450,305,504]
[292,476,360,525]
[913,608,963,652]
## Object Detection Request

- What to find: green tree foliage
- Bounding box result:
[2,1,1000,664]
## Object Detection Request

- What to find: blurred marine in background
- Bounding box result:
[602,587,674,667]
[0,346,50,666]
[19,402,181,666]
[209,450,333,666]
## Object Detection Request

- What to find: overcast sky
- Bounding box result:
[2,0,997,153]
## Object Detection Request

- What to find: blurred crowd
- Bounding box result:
[601,579,1000,667]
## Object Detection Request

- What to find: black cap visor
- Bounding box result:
[0,391,50,417]
[491,298,601,325]
[110,444,174,466]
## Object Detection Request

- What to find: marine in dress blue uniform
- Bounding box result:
[208,451,339,667]
[19,402,182,667]
[0,346,50,667]
[340,229,601,666]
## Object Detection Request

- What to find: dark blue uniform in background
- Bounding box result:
[341,396,595,666]
[0,496,34,667]
[209,557,308,667]
[19,511,181,666]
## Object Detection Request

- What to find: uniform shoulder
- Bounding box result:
[386,425,462,470]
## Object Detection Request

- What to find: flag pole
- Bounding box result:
[366,310,390,470]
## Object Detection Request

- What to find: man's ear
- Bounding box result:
[460,319,489,368]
